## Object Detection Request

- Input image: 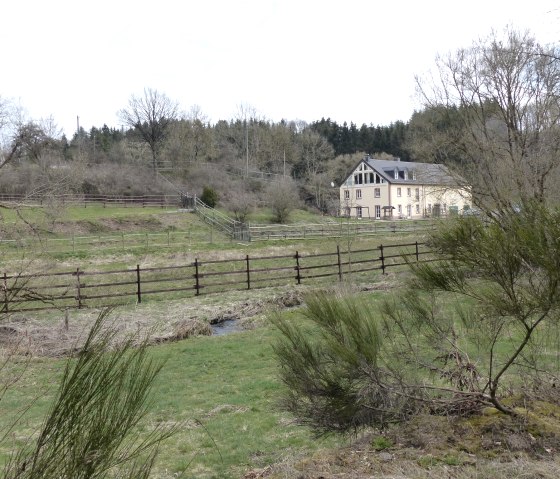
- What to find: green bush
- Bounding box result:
[200,186,218,208]
[271,291,418,435]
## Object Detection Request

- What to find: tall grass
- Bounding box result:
[0,314,337,478]
[2,310,176,479]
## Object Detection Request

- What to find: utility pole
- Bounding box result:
[245,119,249,177]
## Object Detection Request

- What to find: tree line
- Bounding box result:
[0,94,415,217]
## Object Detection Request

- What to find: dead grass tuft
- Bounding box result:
[169,318,213,340]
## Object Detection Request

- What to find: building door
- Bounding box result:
[375,205,381,219]
[356,206,362,218]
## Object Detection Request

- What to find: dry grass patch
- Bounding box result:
[263,405,560,479]
[0,285,313,357]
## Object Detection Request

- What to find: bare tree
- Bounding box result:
[266,177,300,223]
[119,88,179,173]
[412,28,560,212]
[166,105,215,166]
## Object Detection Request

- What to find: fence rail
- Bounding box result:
[0,230,211,255]
[249,220,436,240]
[0,242,434,313]
[0,194,186,208]
[193,198,251,241]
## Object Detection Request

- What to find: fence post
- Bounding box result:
[76,268,82,309]
[3,272,8,313]
[415,241,419,261]
[136,264,142,303]
[194,258,201,296]
[295,251,301,285]
[337,245,342,281]
[379,244,386,275]
[246,255,251,289]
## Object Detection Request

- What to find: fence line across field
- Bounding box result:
[0,193,185,208]
[0,219,437,255]
[248,219,436,241]
[0,241,433,313]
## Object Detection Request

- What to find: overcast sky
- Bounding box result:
[2,0,559,137]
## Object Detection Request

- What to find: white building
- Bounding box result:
[339,156,471,219]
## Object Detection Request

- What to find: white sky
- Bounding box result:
[1,0,559,137]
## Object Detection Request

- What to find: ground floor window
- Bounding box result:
[407,204,411,217]
[416,203,420,214]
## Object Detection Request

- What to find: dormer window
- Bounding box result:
[394,169,399,180]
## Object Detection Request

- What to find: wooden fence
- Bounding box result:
[0,230,212,255]
[193,198,251,241]
[0,242,433,313]
[249,220,436,241]
[0,194,184,208]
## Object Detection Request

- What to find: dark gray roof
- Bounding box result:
[361,157,457,186]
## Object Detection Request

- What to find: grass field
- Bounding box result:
[2,204,559,478]
[2,288,560,479]
[0,311,342,478]
[0,205,389,477]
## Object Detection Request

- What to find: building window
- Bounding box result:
[397,187,402,197]
[375,205,381,219]
[344,190,350,199]
[407,188,411,197]
[407,204,412,217]
[394,169,399,180]
[415,188,420,200]
[356,189,362,199]
[356,206,362,218]
[398,205,402,215]
[374,188,380,198]
[416,204,420,214]
[354,173,363,184]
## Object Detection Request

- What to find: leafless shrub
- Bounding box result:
[266,178,300,224]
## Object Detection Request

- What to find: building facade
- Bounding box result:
[339,157,471,219]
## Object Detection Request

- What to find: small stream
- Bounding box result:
[211,319,243,336]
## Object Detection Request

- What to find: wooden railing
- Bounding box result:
[0,194,184,208]
[0,242,433,313]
